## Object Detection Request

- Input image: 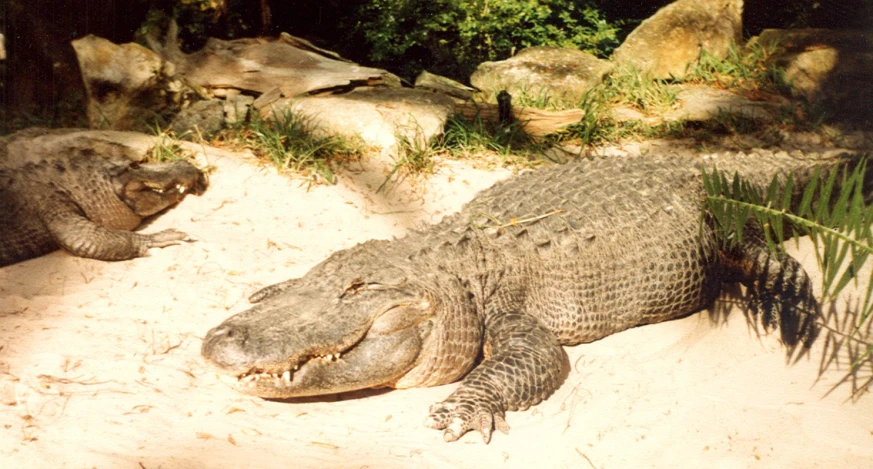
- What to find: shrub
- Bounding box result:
[355,0,619,80]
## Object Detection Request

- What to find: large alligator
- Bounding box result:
[0,128,207,267]
[202,151,859,443]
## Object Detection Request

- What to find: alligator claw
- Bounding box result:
[146,228,190,248]
[425,400,509,443]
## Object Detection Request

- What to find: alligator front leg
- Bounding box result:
[425,311,565,443]
[46,211,188,261]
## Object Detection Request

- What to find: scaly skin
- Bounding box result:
[0,128,207,266]
[202,150,859,443]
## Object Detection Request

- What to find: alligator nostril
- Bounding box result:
[214,325,248,344]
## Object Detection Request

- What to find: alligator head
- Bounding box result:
[201,239,481,398]
[113,159,208,217]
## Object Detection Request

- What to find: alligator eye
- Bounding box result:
[339,279,367,299]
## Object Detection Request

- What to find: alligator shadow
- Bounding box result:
[816,298,873,401]
[267,387,395,404]
[708,283,872,401]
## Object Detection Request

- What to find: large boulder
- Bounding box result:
[470,46,612,105]
[614,0,743,79]
[751,29,873,127]
[72,35,188,130]
[262,87,456,150]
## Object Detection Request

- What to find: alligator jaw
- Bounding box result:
[117,160,207,217]
[216,326,424,398]
[205,318,425,398]
[201,289,434,398]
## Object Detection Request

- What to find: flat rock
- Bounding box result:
[610,84,784,126]
[263,87,456,150]
[664,85,782,122]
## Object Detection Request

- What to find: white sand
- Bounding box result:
[1,145,871,468]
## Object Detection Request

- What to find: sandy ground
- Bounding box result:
[1,144,872,469]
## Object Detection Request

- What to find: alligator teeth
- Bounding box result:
[282,370,291,382]
[320,353,341,361]
[177,183,186,194]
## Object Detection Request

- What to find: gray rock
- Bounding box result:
[224,94,255,124]
[414,71,475,102]
[470,46,612,105]
[263,87,456,150]
[169,100,225,137]
[663,84,781,123]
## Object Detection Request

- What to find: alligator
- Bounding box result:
[0,128,207,267]
[202,150,860,443]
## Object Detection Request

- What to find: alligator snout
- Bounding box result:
[201,324,252,372]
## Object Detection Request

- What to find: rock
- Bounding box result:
[414,71,475,102]
[470,46,612,105]
[71,35,188,130]
[262,87,456,150]
[169,100,225,137]
[613,0,743,79]
[663,84,782,123]
[751,29,873,127]
[609,83,785,127]
[224,94,254,124]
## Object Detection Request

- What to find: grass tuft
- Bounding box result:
[215,110,365,185]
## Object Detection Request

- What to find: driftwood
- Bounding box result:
[453,102,585,137]
[147,21,400,98]
[72,21,402,131]
[171,34,399,98]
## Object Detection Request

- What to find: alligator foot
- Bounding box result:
[424,387,510,443]
[145,228,190,248]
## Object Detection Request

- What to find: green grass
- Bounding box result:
[380,114,556,190]
[215,110,365,185]
[601,66,678,114]
[685,41,792,97]
[379,121,443,191]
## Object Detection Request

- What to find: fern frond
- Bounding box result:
[703,157,873,345]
